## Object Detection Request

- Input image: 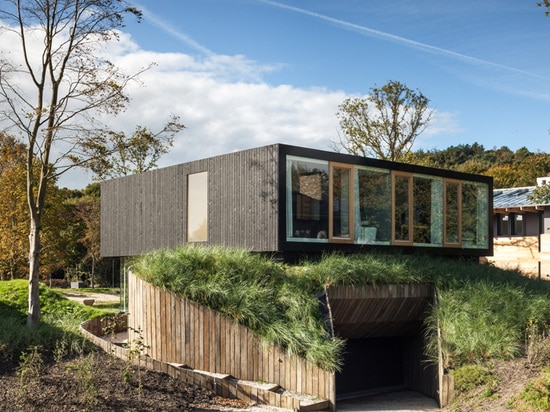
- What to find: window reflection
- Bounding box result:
[445,181,460,245]
[331,165,352,240]
[394,174,412,242]
[285,156,489,250]
[355,167,391,244]
[287,157,329,241]
[413,175,443,246]
[462,181,488,248]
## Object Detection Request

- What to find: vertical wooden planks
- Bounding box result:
[127,273,336,407]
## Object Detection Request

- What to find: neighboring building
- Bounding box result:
[101,143,493,260]
[488,178,550,279]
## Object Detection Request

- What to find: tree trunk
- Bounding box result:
[91,255,95,289]
[27,216,41,327]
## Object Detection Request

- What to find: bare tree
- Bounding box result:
[0,0,143,327]
[334,80,433,162]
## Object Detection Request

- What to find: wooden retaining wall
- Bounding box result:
[127,273,335,410]
[80,315,311,411]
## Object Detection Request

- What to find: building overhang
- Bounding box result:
[325,284,433,339]
[493,206,545,214]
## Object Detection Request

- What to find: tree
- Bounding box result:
[86,115,184,180]
[74,193,100,288]
[528,183,550,204]
[334,80,433,161]
[0,133,81,281]
[0,133,27,279]
[0,0,142,327]
[538,1,550,16]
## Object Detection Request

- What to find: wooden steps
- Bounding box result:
[175,364,331,411]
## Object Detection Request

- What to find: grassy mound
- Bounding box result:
[132,246,550,373]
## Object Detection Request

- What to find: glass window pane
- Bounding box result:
[355,167,391,244]
[445,181,460,245]
[187,172,208,242]
[286,156,329,241]
[513,214,523,235]
[394,174,411,242]
[413,175,443,246]
[498,214,510,236]
[462,181,489,249]
[332,166,352,239]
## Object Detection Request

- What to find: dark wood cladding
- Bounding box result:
[101,145,280,257]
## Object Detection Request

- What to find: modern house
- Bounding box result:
[101,143,493,260]
[488,178,550,279]
[100,143,493,410]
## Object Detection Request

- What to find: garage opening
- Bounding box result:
[325,284,438,401]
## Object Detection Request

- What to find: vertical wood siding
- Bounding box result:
[101,145,280,257]
[127,273,336,408]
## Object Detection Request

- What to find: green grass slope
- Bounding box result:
[0,279,109,366]
[131,246,550,373]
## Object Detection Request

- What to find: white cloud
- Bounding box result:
[0,20,461,189]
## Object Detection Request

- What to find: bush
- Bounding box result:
[453,364,499,395]
[514,367,550,411]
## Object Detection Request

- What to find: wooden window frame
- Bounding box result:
[329,162,354,243]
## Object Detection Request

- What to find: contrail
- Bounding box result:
[260,0,550,82]
[133,2,214,56]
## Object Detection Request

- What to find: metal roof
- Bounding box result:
[493,186,549,211]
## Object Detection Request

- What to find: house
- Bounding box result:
[100,143,493,409]
[100,143,493,260]
[487,178,550,279]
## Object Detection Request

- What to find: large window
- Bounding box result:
[330,163,353,242]
[462,181,489,248]
[286,156,329,241]
[285,155,489,250]
[393,172,413,244]
[413,175,443,246]
[187,172,208,242]
[444,179,461,247]
[355,166,391,244]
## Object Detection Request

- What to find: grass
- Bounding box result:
[4,245,550,403]
[0,280,113,367]
[132,246,345,371]
[131,246,550,374]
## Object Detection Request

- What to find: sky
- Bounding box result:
[3,0,550,188]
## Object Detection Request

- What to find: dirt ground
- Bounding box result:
[441,358,541,412]
[0,291,537,412]
[0,348,541,412]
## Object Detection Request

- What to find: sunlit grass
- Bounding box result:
[0,280,114,366]
[132,246,550,373]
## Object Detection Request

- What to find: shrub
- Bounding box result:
[453,364,499,395]
[514,367,550,411]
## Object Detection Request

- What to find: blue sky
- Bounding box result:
[3,0,550,188]
[122,0,550,151]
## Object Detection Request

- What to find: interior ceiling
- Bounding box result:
[326,284,433,339]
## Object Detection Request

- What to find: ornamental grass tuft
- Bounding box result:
[131,246,550,373]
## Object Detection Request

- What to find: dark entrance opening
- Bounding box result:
[326,284,438,401]
[337,337,406,394]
